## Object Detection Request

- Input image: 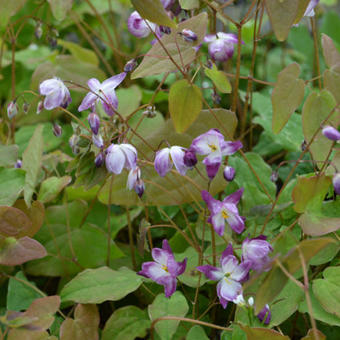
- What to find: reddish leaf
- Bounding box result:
[0,206,32,237]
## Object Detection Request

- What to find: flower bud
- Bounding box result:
[142,105,156,118]
[135,179,145,197]
[87,112,100,135]
[95,152,104,167]
[23,102,29,114]
[333,173,340,195]
[127,11,156,38]
[270,171,279,183]
[212,90,221,104]
[159,25,171,34]
[53,123,62,137]
[124,59,137,72]
[69,134,80,154]
[7,101,18,119]
[322,125,340,141]
[36,100,44,114]
[223,166,236,182]
[48,36,57,48]
[257,304,271,325]
[183,149,197,167]
[14,159,22,169]
[301,140,307,151]
[92,134,104,149]
[179,29,197,42]
[35,22,43,39]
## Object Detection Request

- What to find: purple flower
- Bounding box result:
[39,78,72,110]
[242,236,273,272]
[36,100,44,114]
[257,304,271,324]
[223,165,236,182]
[190,129,242,179]
[197,244,250,308]
[204,33,239,62]
[124,59,137,72]
[105,143,137,174]
[78,73,126,116]
[202,189,245,236]
[127,167,145,197]
[14,159,22,169]
[322,125,340,141]
[92,134,104,149]
[154,146,188,177]
[304,0,319,17]
[179,29,197,42]
[95,152,104,168]
[161,0,175,10]
[138,239,187,298]
[127,11,156,38]
[7,101,18,119]
[88,112,100,135]
[333,173,340,195]
[53,123,62,137]
[183,148,198,168]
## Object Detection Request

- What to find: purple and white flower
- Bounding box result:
[197,244,250,308]
[78,73,126,116]
[202,189,245,236]
[105,143,137,174]
[92,134,104,149]
[257,304,271,324]
[322,125,340,142]
[223,165,236,182]
[204,33,239,62]
[14,159,22,169]
[242,236,273,272]
[39,78,72,110]
[190,129,242,179]
[333,173,340,195]
[7,101,18,119]
[95,152,104,168]
[88,112,100,135]
[179,29,197,42]
[304,0,319,17]
[154,146,188,177]
[138,239,187,298]
[127,167,145,197]
[127,11,157,38]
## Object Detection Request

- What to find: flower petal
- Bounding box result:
[152,247,172,266]
[196,265,224,281]
[163,277,177,298]
[43,90,64,110]
[223,188,244,205]
[219,244,234,267]
[102,72,127,90]
[120,144,137,170]
[170,146,187,176]
[201,190,220,212]
[220,255,239,275]
[105,145,125,174]
[138,262,169,283]
[230,261,250,282]
[211,211,225,236]
[39,78,60,95]
[87,78,101,92]
[154,148,172,177]
[226,212,245,234]
[78,92,97,112]
[220,140,243,156]
[217,278,242,302]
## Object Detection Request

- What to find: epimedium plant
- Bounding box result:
[1,0,340,339]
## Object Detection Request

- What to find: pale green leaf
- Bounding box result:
[38,176,72,203]
[205,65,232,94]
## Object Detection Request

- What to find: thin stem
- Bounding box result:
[106,175,114,266]
[126,206,137,270]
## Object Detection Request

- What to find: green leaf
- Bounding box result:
[272,63,305,134]
[58,40,99,66]
[7,271,42,311]
[98,109,237,206]
[148,292,189,340]
[186,325,209,340]
[265,0,300,41]
[0,0,26,30]
[179,0,199,9]
[60,267,142,303]
[0,144,18,167]
[47,0,73,21]
[102,306,150,340]
[169,79,202,133]
[59,304,99,340]
[292,174,332,213]
[322,34,340,68]
[116,85,142,118]
[239,326,290,339]
[0,168,25,206]
[132,13,207,79]
[255,238,335,313]
[301,329,326,340]
[302,90,339,165]
[38,176,72,203]
[313,266,340,318]
[324,64,340,104]
[204,65,232,94]
[131,0,176,28]
[26,223,124,277]
[22,125,44,207]
[320,10,340,46]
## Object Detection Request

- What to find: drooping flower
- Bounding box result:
[88,112,100,135]
[127,11,157,38]
[7,101,18,119]
[154,146,188,177]
[78,73,126,116]
[257,304,271,325]
[304,0,319,17]
[197,244,250,308]
[127,167,145,197]
[105,143,137,174]
[138,239,187,298]
[39,78,72,110]
[190,129,242,179]
[242,236,273,272]
[333,173,340,195]
[223,165,236,182]
[202,189,245,236]
[204,33,239,62]
[322,125,340,141]
[92,134,104,149]
[179,29,197,42]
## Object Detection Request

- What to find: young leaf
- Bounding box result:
[169,79,202,133]
[38,176,72,203]
[0,206,32,237]
[0,168,25,206]
[204,65,232,94]
[0,144,18,167]
[186,325,209,340]
[148,292,189,340]
[272,63,305,134]
[131,0,176,28]
[179,0,199,10]
[60,267,142,304]
[321,34,340,68]
[132,13,207,79]
[102,306,150,340]
[47,0,73,21]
